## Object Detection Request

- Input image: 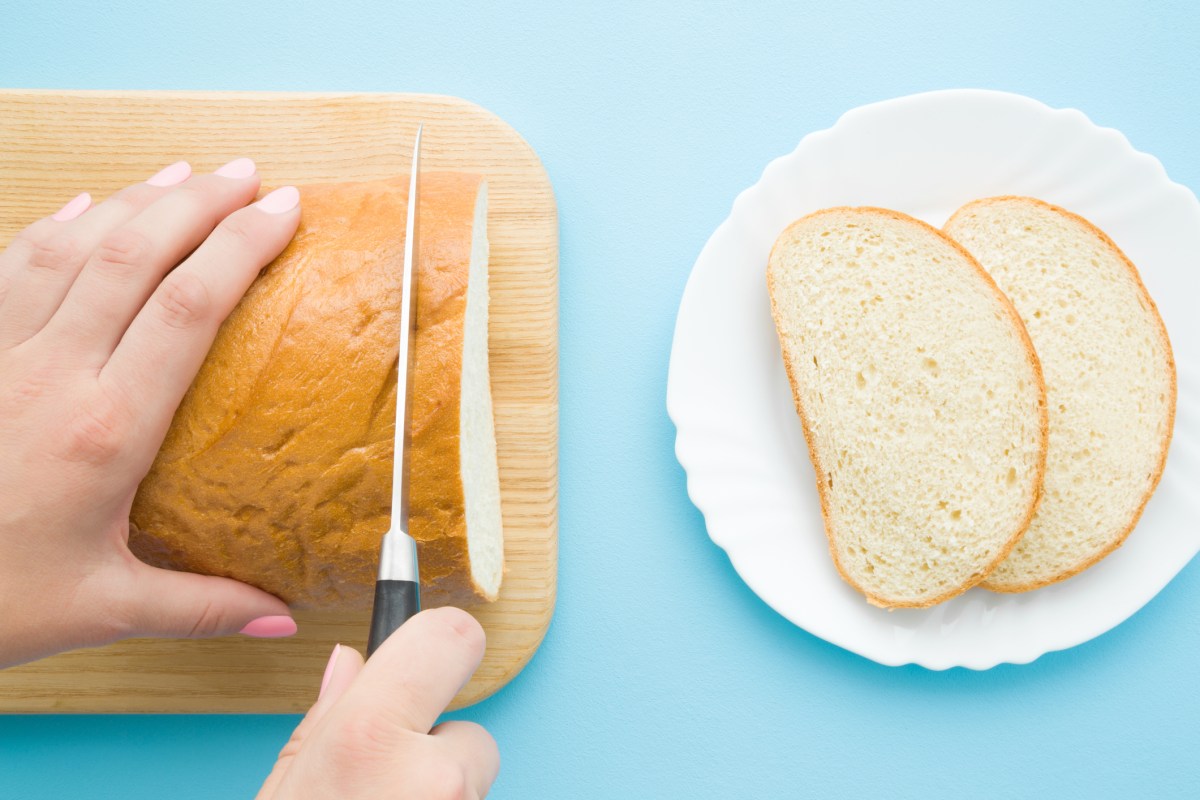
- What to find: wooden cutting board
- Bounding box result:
[0,90,557,713]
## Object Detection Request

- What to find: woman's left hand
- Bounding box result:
[0,159,302,667]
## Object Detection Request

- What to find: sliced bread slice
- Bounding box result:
[945,197,1176,592]
[768,208,1047,608]
[458,181,505,602]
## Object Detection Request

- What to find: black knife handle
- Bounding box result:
[367,579,421,657]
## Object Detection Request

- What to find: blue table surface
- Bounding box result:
[3,1,1199,797]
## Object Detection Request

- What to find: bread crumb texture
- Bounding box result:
[768,208,1045,608]
[945,197,1175,591]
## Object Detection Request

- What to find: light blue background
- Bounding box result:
[3,1,1199,797]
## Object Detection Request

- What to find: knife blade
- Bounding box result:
[367,124,424,657]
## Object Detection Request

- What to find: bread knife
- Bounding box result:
[367,125,424,657]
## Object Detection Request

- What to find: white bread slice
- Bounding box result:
[945,197,1176,592]
[460,182,504,600]
[768,208,1047,608]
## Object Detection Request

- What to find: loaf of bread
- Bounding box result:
[767,208,1048,608]
[944,197,1176,591]
[129,174,504,609]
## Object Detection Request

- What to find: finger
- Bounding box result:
[116,560,293,640]
[264,614,486,799]
[47,162,263,366]
[314,644,367,712]
[333,607,487,734]
[0,196,96,342]
[100,186,300,462]
[0,162,191,348]
[0,195,91,308]
[431,720,501,798]
[256,645,366,800]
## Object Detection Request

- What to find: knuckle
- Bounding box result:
[174,181,216,206]
[93,606,136,645]
[164,182,220,221]
[274,728,307,763]
[81,579,139,645]
[110,184,158,212]
[422,759,471,800]
[94,229,155,277]
[28,233,83,276]
[59,393,128,465]
[14,224,42,245]
[0,365,58,415]
[429,607,486,655]
[461,721,497,753]
[153,272,211,330]
[216,212,259,251]
[13,221,50,250]
[184,599,224,638]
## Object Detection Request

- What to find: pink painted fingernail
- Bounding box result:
[52,192,92,222]
[214,157,256,179]
[318,644,342,700]
[239,615,297,638]
[255,186,300,214]
[146,160,192,187]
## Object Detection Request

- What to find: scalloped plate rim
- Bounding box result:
[668,88,1200,670]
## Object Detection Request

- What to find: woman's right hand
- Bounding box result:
[257,607,500,800]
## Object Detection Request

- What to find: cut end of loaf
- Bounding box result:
[461,182,504,602]
[768,207,1047,608]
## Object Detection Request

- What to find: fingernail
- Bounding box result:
[318,644,341,700]
[255,186,301,214]
[239,615,297,638]
[146,160,192,187]
[214,157,256,179]
[52,192,92,222]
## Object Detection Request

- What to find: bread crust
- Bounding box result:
[767,206,1049,609]
[945,196,1178,593]
[129,174,495,609]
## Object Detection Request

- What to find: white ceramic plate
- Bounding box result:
[667,89,1200,669]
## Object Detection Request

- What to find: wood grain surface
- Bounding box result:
[0,90,557,713]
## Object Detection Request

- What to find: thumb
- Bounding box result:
[120,562,295,640]
[256,644,366,800]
